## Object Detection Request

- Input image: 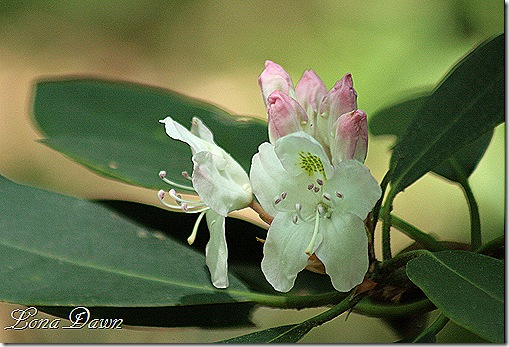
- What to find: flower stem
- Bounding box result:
[410,311,449,342]
[460,179,482,251]
[249,199,274,225]
[447,159,482,251]
[391,214,446,251]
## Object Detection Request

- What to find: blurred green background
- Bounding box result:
[0,0,503,343]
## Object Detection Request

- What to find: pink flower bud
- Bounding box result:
[266,91,309,144]
[315,73,358,150]
[320,73,357,121]
[295,70,327,118]
[258,60,295,106]
[330,110,368,165]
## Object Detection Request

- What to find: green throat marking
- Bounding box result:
[298,151,326,178]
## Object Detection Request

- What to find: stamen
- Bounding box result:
[188,211,206,245]
[181,171,191,180]
[159,170,195,191]
[169,189,206,207]
[305,209,321,255]
[335,191,343,199]
[308,184,314,190]
[316,178,323,186]
[295,203,305,221]
[158,190,208,213]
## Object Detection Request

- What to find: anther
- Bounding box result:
[274,197,282,205]
[313,186,320,193]
[281,192,287,199]
[158,189,165,200]
[308,184,314,190]
[323,193,332,201]
[182,171,191,179]
[159,171,167,179]
[181,203,189,212]
[292,214,299,224]
[316,178,323,186]
[335,191,343,199]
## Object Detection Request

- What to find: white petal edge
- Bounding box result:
[192,151,252,216]
[314,211,368,292]
[261,212,322,292]
[205,210,228,288]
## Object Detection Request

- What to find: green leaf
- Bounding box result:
[387,33,504,194]
[220,323,306,343]
[0,174,255,308]
[0,175,348,319]
[33,78,268,189]
[370,92,493,184]
[406,251,504,343]
[369,92,430,138]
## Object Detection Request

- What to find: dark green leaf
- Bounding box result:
[369,92,430,138]
[33,78,268,189]
[0,174,255,308]
[220,323,307,343]
[370,93,494,183]
[406,251,504,343]
[387,34,504,193]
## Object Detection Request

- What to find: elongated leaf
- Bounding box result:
[0,174,255,307]
[388,34,504,193]
[370,93,493,184]
[221,324,306,343]
[406,251,504,343]
[33,78,268,189]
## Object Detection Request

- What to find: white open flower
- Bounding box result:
[158,116,252,288]
[250,131,381,292]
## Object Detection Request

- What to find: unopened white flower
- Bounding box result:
[158,116,252,288]
[250,131,381,292]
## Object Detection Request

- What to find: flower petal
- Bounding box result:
[267,91,309,143]
[258,60,296,106]
[315,211,368,292]
[160,116,219,155]
[205,210,229,288]
[192,151,252,216]
[190,117,215,144]
[326,159,381,219]
[261,212,321,292]
[250,142,287,216]
[274,131,333,180]
[315,74,357,150]
[295,69,327,118]
[330,110,368,165]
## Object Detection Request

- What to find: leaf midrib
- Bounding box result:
[430,254,503,303]
[0,235,250,301]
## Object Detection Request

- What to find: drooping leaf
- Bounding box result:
[0,174,256,309]
[33,78,268,189]
[406,251,504,343]
[386,33,504,194]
